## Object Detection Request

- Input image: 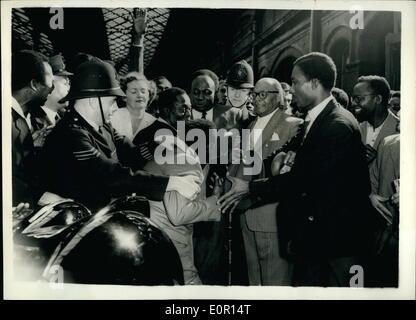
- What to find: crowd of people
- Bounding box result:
[11,49,400,287]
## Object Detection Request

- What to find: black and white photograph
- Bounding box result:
[2,0,415,300]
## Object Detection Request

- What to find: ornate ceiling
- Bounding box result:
[11,7,171,75]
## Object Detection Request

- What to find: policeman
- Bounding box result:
[39,58,200,211]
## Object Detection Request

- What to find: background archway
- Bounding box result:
[359,12,395,77]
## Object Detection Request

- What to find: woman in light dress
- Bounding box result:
[110,72,157,140]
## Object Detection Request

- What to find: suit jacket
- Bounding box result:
[250,98,375,259]
[359,110,399,151]
[230,109,301,232]
[12,108,39,206]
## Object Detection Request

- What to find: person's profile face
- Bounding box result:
[191,75,215,112]
[100,96,118,121]
[284,91,292,107]
[46,75,70,108]
[290,65,314,111]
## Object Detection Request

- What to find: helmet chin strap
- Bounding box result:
[98,96,106,125]
[228,96,248,109]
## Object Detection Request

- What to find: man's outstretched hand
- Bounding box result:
[217,176,249,214]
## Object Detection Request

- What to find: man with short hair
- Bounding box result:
[12,50,55,206]
[219,52,375,287]
[351,75,399,164]
[31,54,72,131]
[40,58,200,211]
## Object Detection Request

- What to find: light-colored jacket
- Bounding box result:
[144,138,220,284]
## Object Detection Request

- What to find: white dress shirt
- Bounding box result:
[42,106,59,125]
[12,97,32,131]
[304,95,333,138]
[192,108,213,121]
[249,107,279,149]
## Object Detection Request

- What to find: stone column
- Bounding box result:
[309,10,322,52]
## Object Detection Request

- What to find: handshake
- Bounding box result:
[271,151,297,176]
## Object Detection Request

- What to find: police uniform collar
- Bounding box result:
[69,109,102,132]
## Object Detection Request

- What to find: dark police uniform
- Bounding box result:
[39,109,169,211]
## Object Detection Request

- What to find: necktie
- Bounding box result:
[54,113,60,123]
[201,111,207,119]
[302,117,311,142]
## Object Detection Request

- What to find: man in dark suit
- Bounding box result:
[219,52,375,287]
[11,50,55,207]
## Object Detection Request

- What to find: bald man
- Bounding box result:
[229,77,302,285]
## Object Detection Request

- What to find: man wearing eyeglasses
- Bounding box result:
[229,77,302,285]
[351,76,399,165]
